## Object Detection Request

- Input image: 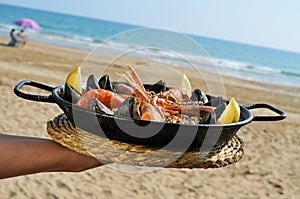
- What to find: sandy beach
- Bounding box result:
[0,36,299,199]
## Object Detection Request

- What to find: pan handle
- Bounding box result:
[243,103,286,121]
[14,80,55,103]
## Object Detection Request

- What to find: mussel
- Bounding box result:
[64,83,82,103]
[87,98,114,115]
[200,102,227,124]
[98,75,113,91]
[147,80,167,93]
[190,89,208,103]
[86,74,100,91]
[115,97,139,119]
[204,96,225,107]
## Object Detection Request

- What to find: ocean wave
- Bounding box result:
[0,24,16,31]
[38,31,95,43]
[210,58,300,85]
[281,70,300,78]
[213,58,283,74]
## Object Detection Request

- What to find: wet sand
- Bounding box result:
[0,36,299,198]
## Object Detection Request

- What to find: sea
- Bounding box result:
[0,3,300,88]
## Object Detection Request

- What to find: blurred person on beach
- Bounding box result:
[8,29,17,47]
[17,29,28,47]
[0,133,104,179]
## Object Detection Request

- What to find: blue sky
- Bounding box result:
[1,0,300,53]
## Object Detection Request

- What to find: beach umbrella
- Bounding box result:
[13,18,42,30]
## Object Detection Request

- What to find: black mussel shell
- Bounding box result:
[204,96,225,107]
[200,102,227,124]
[190,89,208,103]
[87,98,114,115]
[86,74,100,91]
[98,75,113,91]
[115,97,139,119]
[147,80,166,93]
[64,83,82,104]
[200,110,217,124]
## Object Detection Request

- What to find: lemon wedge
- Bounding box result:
[66,66,82,93]
[217,98,240,124]
[181,73,192,99]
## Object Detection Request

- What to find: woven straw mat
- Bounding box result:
[47,114,244,169]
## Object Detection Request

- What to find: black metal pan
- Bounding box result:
[14,80,286,149]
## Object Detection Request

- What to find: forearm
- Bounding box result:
[0,134,102,179]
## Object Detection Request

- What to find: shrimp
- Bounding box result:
[115,83,134,95]
[76,89,125,110]
[116,65,152,102]
[155,97,215,116]
[139,101,164,121]
[117,65,165,121]
[117,65,215,121]
[157,87,189,103]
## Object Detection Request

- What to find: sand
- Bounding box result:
[0,36,299,199]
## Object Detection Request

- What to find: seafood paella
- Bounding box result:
[65,65,241,125]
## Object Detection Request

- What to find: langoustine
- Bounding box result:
[71,64,223,124]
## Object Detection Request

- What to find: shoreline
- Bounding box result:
[1,35,299,89]
[0,36,299,198]
[1,35,299,97]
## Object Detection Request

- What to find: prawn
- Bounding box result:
[77,89,125,110]
[117,65,165,121]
